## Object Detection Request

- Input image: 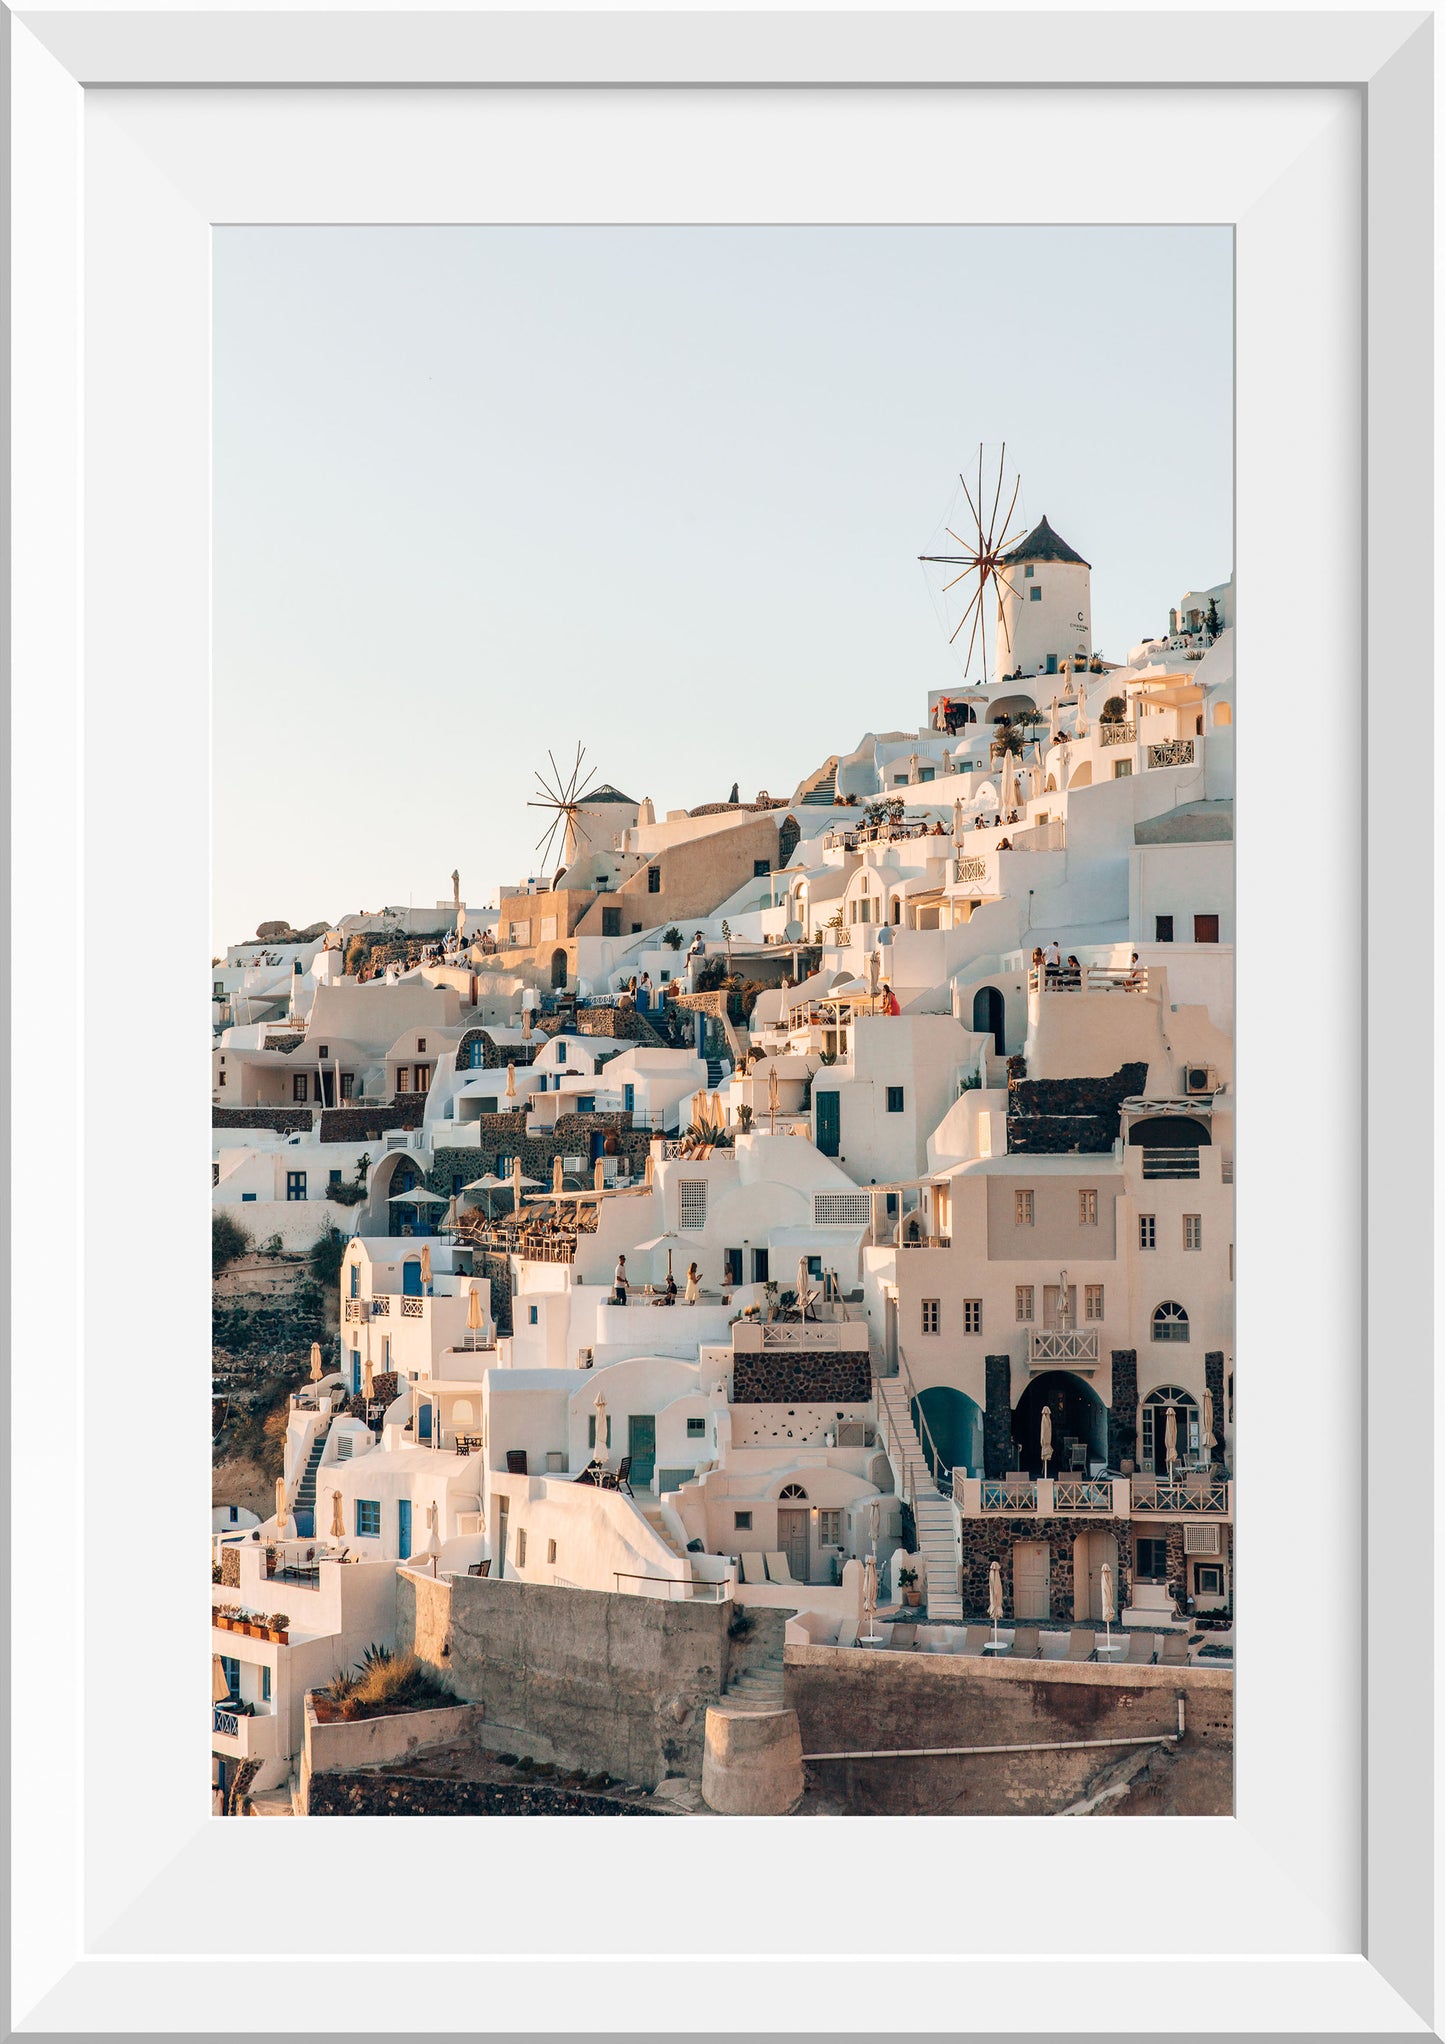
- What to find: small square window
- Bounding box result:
[355,1499,381,1537]
[1136,1537,1168,1581]
[1024,564,1035,579]
[1015,1285,1035,1322]
[317,1046,328,1060]
[753,859,771,877]
[417,1038,427,1053]
[687,1416,706,1437]
[1029,585,1042,601]
[329,1169,342,1186]
[1195,1563,1224,1596]
[734,1510,753,1531]
[1079,1189,1098,1225]
[1015,1189,1034,1226]
[1183,1214,1203,1251]
[1139,1214,1157,1250]
[921,1299,941,1335]
[962,1299,982,1335]
[1155,915,1174,943]
[886,1086,905,1113]
[1113,759,1133,779]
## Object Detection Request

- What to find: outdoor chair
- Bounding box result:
[888,1623,919,1652]
[739,1552,768,1585]
[1065,1628,1096,1662]
[610,1456,634,1498]
[959,1624,990,1658]
[505,1450,529,1476]
[466,1560,492,1578]
[763,1551,794,1584]
[1123,1631,1157,1664]
[1009,1625,1042,1660]
[1157,1632,1190,1666]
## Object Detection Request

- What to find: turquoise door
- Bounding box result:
[628,1415,656,1489]
[418,1402,432,1442]
[351,1350,361,1395]
[402,1258,423,1296]
[397,1499,412,1560]
[815,1092,840,1155]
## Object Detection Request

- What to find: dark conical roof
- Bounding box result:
[999,515,1090,569]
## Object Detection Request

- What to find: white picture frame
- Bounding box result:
[7,8,1434,2036]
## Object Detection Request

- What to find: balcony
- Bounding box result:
[1147,738,1196,769]
[1027,1329,1099,1368]
[1050,1478,1113,1512]
[400,1295,425,1317]
[1131,1475,1230,1514]
[211,1706,283,1761]
[981,1477,1037,1511]
[1028,964,1149,996]
[954,854,989,885]
[1099,722,1137,746]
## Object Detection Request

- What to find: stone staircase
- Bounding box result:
[874,1377,964,1622]
[796,755,840,806]
[721,1646,786,1712]
[291,1425,330,1535]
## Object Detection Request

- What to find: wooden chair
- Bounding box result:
[611,1455,634,1498]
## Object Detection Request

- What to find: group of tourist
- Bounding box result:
[611,1254,702,1306]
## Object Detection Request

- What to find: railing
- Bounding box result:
[982,1478,1037,1511]
[400,1296,425,1318]
[453,1433,485,1456]
[213,1707,239,1738]
[454,1332,495,1353]
[954,855,989,884]
[1147,738,1196,768]
[1221,1156,1234,1184]
[369,1294,390,1316]
[1052,1479,1113,1511]
[896,1234,950,1250]
[1029,964,1149,996]
[344,1299,363,1322]
[1028,1329,1100,1365]
[878,1354,952,1502]
[1130,1476,1229,1513]
[1140,1146,1201,1179]
[1099,721,1137,746]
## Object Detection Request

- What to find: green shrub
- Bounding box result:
[309,1224,348,1290]
[212,1211,251,1276]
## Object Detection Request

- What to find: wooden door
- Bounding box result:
[1012,1539,1050,1620]
[628,1415,656,1489]
[777,1508,810,1584]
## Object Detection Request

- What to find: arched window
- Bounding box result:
[891,898,902,925]
[1151,1301,1190,1343]
[1141,1385,1199,1470]
[778,1482,808,1500]
[1213,701,1232,726]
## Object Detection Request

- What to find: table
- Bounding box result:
[982,1639,1011,1654]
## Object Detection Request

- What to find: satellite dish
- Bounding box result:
[784,920,804,943]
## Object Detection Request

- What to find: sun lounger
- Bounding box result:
[1157,1632,1190,1666]
[1009,1625,1042,1660]
[739,1552,768,1585]
[888,1623,919,1652]
[1123,1631,1157,1664]
[763,1551,793,1583]
[1065,1628,1096,1662]
[959,1624,990,1657]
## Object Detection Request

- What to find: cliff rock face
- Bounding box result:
[212,1251,332,1516]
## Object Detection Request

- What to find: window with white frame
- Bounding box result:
[1183,1214,1203,1250]
[818,1509,843,1545]
[1079,1189,1098,1225]
[1015,1189,1034,1226]
[1015,1285,1035,1322]
[1138,1213,1157,1250]
[678,1179,708,1229]
[963,1298,982,1334]
[1151,1300,1190,1342]
[921,1298,941,1334]
[1084,1283,1105,1321]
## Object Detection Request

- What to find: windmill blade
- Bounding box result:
[947,582,984,646]
[997,473,1021,551]
[941,568,974,595]
[944,528,976,552]
[987,444,1006,548]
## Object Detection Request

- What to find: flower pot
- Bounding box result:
[243,1622,261,1638]
[268,1629,288,1645]
[903,1589,922,1608]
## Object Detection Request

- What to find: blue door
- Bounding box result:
[349,1262,359,1299]
[623,1084,635,1113]
[418,1402,432,1442]
[815,1092,840,1156]
[397,1499,412,1560]
[351,1350,362,1395]
[402,1259,423,1297]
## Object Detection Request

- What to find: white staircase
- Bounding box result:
[875,1376,963,1622]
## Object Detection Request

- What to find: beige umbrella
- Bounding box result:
[274,1476,289,1538]
[309,1341,323,1384]
[1164,1405,1179,1473]
[467,1283,483,1332]
[592,1386,609,1469]
[767,1063,780,1132]
[362,1353,374,1401]
[987,1558,1004,1646]
[552,1154,564,1193]
[644,1151,655,1189]
[594,1156,606,1190]
[708,1090,724,1131]
[860,1554,880,1643]
[1040,1405,1053,1475]
[420,1245,432,1289]
[330,1487,345,1538]
[505,1062,517,1099]
[1101,1560,1116,1651]
[213,1654,232,1703]
[1202,1387,1215,1461]
[389,1184,445,1206]
[425,1499,443,1577]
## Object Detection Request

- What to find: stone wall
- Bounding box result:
[1108,1348,1139,1468]
[454,1029,540,1070]
[1006,1114,1117,1154]
[305,1771,663,1816]
[1203,1349,1226,1462]
[983,1354,1013,1478]
[731,1348,871,1404]
[1007,1061,1148,1155]
[400,1569,787,1788]
[957,1516,1132,1622]
[213,1106,314,1134]
[785,1645,1232,1815]
[317,1099,426,1142]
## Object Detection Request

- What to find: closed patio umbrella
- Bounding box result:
[553,1154,564,1193]
[467,1283,483,1331]
[1101,1560,1116,1652]
[1040,1405,1053,1475]
[505,1062,517,1098]
[1202,1387,1215,1462]
[594,1156,606,1190]
[860,1554,879,1644]
[213,1654,232,1703]
[309,1341,323,1383]
[592,1387,609,1470]
[362,1353,374,1401]
[767,1064,780,1131]
[1164,1405,1179,1474]
[425,1499,443,1576]
[420,1246,432,1290]
[274,1476,289,1539]
[988,1559,1004,1647]
[330,1488,344,1539]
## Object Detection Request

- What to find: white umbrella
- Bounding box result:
[504,1063,517,1099]
[425,1499,443,1576]
[552,1154,564,1193]
[274,1475,289,1539]
[861,1554,879,1642]
[389,1184,445,1205]
[1202,1387,1215,1461]
[592,1387,609,1469]
[462,1172,508,1222]
[1164,1405,1179,1474]
[309,1341,323,1384]
[1040,1405,1053,1475]
[330,1487,345,1538]
[634,1230,685,1280]
[1101,1560,1116,1651]
[987,1559,1004,1646]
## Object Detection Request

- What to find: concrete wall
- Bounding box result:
[784,1644,1231,1815]
[400,1568,787,1787]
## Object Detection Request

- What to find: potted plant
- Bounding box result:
[898,1566,922,1609]
[266,1613,290,1644]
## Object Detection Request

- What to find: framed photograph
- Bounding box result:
[8,8,1434,2037]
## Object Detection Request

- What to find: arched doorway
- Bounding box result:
[1073,1529,1119,1621]
[972,984,1005,1055]
[1140,1385,1199,1472]
[1127,1115,1211,1150]
[1013,1371,1108,1477]
[911,1385,983,1485]
[1068,759,1093,788]
[550,947,568,989]
[778,814,801,865]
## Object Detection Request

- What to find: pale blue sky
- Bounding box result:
[213,226,1231,949]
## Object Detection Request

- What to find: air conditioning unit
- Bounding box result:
[563,1156,585,1173]
[1183,1523,1221,1555]
[1185,1064,1219,1096]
